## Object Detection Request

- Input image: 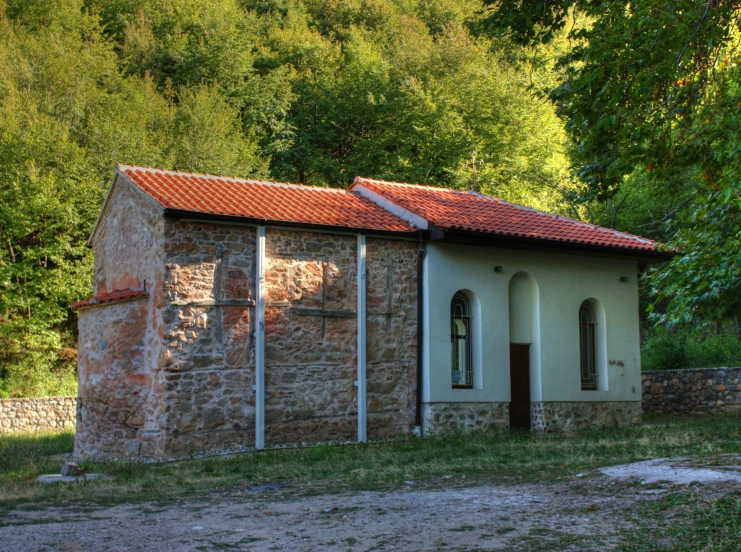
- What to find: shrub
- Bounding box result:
[641,323,741,371]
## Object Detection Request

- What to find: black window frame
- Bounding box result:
[579,301,597,390]
[451,292,473,389]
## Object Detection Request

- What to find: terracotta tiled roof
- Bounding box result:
[117,165,415,233]
[71,289,148,311]
[352,177,662,252]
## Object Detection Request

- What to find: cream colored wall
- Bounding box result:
[422,242,642,404]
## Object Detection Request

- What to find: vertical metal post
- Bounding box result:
[255,226,266,449]
[415,236,426,434]
[357,234,367,443]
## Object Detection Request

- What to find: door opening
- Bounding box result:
[509,343,531,430]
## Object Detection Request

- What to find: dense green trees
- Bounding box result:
[0,0,578,396]
[484,1,741,329]
[0,0,270,396]
[8,0,740,392]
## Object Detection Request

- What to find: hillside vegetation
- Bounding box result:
[4,0,741,395]
[0,0,580,397]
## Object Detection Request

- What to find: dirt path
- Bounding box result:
[1,457,740,551]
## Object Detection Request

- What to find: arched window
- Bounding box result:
[451,293,472,388]
[579,301,597,390]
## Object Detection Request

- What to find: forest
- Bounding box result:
[1,0,740,396]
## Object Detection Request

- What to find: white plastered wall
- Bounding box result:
[422,242,641,404]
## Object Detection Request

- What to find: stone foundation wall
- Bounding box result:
[642,367,741,415]
[531,401,642,433]
[0,397,77,433]
[422,402,509,435]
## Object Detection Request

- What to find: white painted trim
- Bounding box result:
[255,226,266,449]
[357,234,367,443]
[422,250,431,403]
[351,183,429,230]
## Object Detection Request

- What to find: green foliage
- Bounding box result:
[484,1,741,193]
[0,0,265,396]
[483,1,741,326]
[0,0,580,396]
[641,323,741,372]
[249,0,576,210]
[646,79,741,324]
[0,6,108,397]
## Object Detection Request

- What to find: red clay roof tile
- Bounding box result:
[71,289,148,311]
[117,165,415,233]
[113,165,663,253]
[352,177,662,252]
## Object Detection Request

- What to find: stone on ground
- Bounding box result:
[61,462,81,476]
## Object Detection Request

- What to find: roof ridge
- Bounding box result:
[354,176,468,193]
[117,163,348,194]
[468,191,658,246]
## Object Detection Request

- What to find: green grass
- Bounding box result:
[1,414,740,512]
[620,491,741,551]
[0,430,75,484]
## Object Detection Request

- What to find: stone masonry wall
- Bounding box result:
[0,397,77,433]
[76,298,154,456]
[160,224,418,455]
[263,229,358,444]
[365,238,418,439]
[262,232,418,443]
[161,221,257,455]
[531,401,642,433]
[642,367,741,415]
[75,177,166,459]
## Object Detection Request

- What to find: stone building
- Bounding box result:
[71,164,671,459]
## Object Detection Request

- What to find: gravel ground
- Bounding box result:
[1,458,739,551]
[600,456,741,485]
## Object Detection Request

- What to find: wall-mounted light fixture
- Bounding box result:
[494,266,503,273]
[619,276,629,282]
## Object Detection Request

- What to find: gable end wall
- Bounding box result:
[75,177,167,459]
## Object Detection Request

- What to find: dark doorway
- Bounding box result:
[509,343,531,430]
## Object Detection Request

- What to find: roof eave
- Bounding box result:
[434,228,676,265]
[162,208,418,238]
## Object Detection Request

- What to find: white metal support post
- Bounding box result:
[255,226,266,449]
[357,234,367,443]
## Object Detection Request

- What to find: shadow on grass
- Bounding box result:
[0,430,74,481]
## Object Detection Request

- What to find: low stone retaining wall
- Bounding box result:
[642,367,741,415]
[3,371,739,437]
[0,396,77,433]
